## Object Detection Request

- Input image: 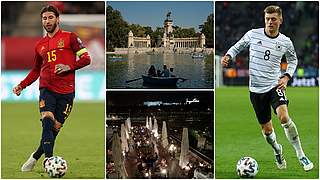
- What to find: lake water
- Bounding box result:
[107,53,214,89]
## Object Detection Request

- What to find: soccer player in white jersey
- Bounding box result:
[221,5,313,171]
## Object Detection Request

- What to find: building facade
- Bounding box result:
[128,12,205,49]
[128,30,151,48]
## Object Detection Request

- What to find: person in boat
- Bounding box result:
[169,67,176,77]
[147,65,157,77]
[161,64,170,77]
[156,70,161,77]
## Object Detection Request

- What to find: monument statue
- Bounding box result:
[127,10,206,49]
[166,11,171,20]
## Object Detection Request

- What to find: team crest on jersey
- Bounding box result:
[57,39,65,48]
[275,42,282,50]
[39,99,45,108]
[40,46,46,52]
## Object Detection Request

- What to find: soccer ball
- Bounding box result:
[236,157,258,178]
[44,156,68,178]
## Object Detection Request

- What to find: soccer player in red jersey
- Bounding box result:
[12,5,91,172]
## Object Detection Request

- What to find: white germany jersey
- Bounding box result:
[226,28,298,93]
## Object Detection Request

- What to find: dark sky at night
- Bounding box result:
[107,91,213,106]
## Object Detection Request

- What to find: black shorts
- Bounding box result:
[250,87,289,124]
[39,88,75,124]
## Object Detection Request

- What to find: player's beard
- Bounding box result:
[44,23,57,33]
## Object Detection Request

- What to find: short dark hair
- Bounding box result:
[264,5,282,17]
[40,5,60,17]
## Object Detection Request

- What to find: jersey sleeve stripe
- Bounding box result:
[76,48,88,57]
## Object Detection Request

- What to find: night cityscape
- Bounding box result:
[106,91,213,178]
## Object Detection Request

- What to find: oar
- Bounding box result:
[126,77,142,83]
[178,77,188,82]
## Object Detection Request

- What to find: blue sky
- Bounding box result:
[107,1,213,32]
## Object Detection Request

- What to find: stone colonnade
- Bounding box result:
[133,39,150,48]
[128,30,151,48]
[174,38,200,48]
[128,30,206,48]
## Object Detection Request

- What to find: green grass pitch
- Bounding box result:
[215,87,319,178]
[1,102,105,179]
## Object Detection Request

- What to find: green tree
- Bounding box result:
[143,26,153,37]
[173,26,196,38]
[151,27,164,47]
[106,5,129,51]
[200,13,213,48]
[128,24,146,37]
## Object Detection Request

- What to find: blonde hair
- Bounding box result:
[264,5,282,17]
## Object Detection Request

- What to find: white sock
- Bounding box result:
[281,118,305,159]
[263,129,281,154]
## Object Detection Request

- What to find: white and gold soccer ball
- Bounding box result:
[236,156,258,178]
[44,156,68,178]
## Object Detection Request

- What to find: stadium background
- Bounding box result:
[215,1,318,87]
[1,1,105,178]
[215,2,319,178]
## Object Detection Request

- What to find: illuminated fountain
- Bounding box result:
[121,124,129,153]
[153,118,159,138]
[125,117,131,133]
[149,117,153,131]
[146,116,149,129]
[162,121,169,148]
[112,132,126,178]
[179,127,189,168]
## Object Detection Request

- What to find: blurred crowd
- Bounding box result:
[2,1,104,36]
[299,21,319,74]
[49,1,104,14]
[2,1,105,71]
[216,2,318,73]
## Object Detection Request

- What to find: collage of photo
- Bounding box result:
[1,0,319,179]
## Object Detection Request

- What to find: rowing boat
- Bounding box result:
[141,75,180,86]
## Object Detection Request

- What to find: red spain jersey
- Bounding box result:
[20,29,91,94]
